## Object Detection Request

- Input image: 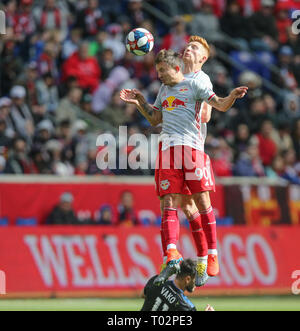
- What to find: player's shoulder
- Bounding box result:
[144,275,158,289]
[194,70,213,86]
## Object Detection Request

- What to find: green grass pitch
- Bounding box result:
[0,296,299,311]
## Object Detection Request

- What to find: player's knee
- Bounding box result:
[193,192,211,211]
[163,194,180,208]
[181,200,197,219]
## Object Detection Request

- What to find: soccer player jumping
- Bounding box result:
[120,49,247,285]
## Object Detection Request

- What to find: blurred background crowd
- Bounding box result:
[0,0,299,184]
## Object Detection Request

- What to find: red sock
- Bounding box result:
[200,206,217,250]
[160,228,167,257]
[189,211,208,257]
[162,208,179,248]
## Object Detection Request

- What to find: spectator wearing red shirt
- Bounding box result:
[275,2,293,44]
[62,42,101,93]
[209,138,233,177]
[251,119,277,167]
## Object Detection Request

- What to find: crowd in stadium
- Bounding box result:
[0,0,299,184]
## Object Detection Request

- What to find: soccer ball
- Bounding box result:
[126,28,154,56]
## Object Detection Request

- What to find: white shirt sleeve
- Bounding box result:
[153,85,164,112]
[191,78,215,102]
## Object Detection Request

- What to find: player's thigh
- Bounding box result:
[183,149,215,196]
[157,147,185,198]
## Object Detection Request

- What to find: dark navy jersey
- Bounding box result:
[141,276,197,311]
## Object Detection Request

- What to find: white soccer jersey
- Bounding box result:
[153,77,215,151]
[184,70,213,146]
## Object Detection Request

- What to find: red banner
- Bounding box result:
[0,181,225,225]
[0,226,299,297]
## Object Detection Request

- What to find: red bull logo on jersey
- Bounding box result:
[162,96,186,111]
[160,179,170,190]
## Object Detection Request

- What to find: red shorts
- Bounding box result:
[155,143,215,197]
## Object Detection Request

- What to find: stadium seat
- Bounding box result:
[216,217,233,226]
[229,50,274,84]
[0,217,8,226]
[16,218,37,226]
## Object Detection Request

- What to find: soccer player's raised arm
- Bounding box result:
[208,86,248,112]
[120,89,162,126]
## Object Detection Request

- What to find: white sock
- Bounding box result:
[198,256,208,266]
[167,244,176,250]
[208,249,218,255]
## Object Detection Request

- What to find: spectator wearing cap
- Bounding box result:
[33,119,54,147]
[62,41,101,93]
[74,0,106,38]
[9,85,35,142]
[249,0,279,51]
[46,192,80,225]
